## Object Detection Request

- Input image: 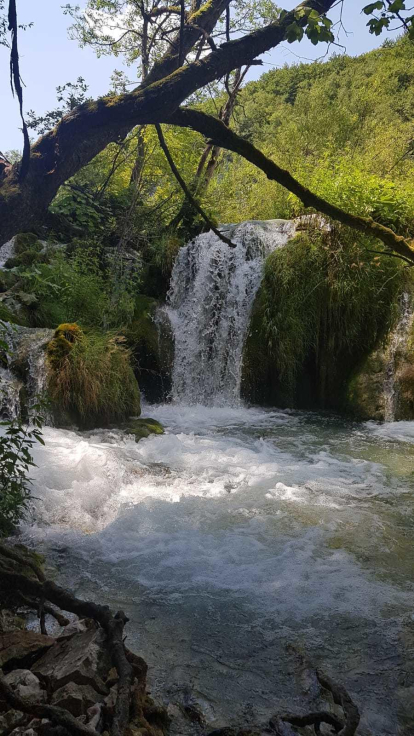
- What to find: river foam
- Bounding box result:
[20,405,414,733]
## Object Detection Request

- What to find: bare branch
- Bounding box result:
[155,122,237,246]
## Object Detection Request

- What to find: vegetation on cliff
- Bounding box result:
[47,324,141,429]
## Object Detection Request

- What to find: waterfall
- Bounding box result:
[0,325,53,420]
[166,220,296,406]
[383,292,414,422]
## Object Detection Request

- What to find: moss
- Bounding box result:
[4,250,44,269]
[47,323,83,368]
[346,351,387,420]
[13,233,42,255]
[190,0,214,21]
[242,227,404,410]
[124,417,164,442]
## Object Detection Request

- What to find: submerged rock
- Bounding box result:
[123,417,164,442]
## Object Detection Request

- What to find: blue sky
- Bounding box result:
[1,0,400,152]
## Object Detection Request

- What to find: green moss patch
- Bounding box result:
[123,417,164,442]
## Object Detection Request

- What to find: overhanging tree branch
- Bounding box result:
[0,0,338,243]
[155,122,236,246]
[166,108,414,264]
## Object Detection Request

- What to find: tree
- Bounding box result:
[1,0,414,264]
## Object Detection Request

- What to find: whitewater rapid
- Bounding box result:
[21,404,414,735]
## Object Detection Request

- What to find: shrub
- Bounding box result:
[0,420,44,537]
[47,324,141,428]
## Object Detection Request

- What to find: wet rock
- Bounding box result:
[58,619,93,640]
[0,609,26,634]
[0,709,25,734]
[33,628,110,694]
[123,418,164,443]
[0,631,55,671]
[51,681,103,717]
[4,669,46,702]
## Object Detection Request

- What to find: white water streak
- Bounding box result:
[384,292,414,421]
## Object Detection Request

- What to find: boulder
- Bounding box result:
[0,709,25,734]
[58,618,93,640]
[0,631,55,671]
[32,628,110,694]
[4,669,46,703]
[51,681,103,717]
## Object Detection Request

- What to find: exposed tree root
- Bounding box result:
[0,548,133,736]
[269,668,360,736]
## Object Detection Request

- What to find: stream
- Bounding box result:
[21,403,414,735]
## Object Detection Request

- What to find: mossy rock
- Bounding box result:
[125,295,173,403]
[13,233,43,255]
[4,249,44,269]
[345,350,387,420]
[123,417,164,442]
[47,323,83,368]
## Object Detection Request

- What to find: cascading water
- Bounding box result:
[0,324,53,419]
[384,292,414,421]
[166,220,296,406]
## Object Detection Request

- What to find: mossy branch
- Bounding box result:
[167,108,414,265]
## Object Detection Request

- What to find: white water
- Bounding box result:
[166,221,295,405]
[0,325,52,419]
[384,292,414,421]
[22,405,414,734]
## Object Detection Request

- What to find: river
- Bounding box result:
[21,403,414,735]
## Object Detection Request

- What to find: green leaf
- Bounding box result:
[363,1,384,13]
[285,21,304,43]
[388,0,405,11]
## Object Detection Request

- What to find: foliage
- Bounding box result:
[362,0,414,39]
[208,37,414,229]
[47,323,141,428]
[27,78,90,135]
[17,244,141,329]
[0,319,44,537]
[0,417,43,537]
